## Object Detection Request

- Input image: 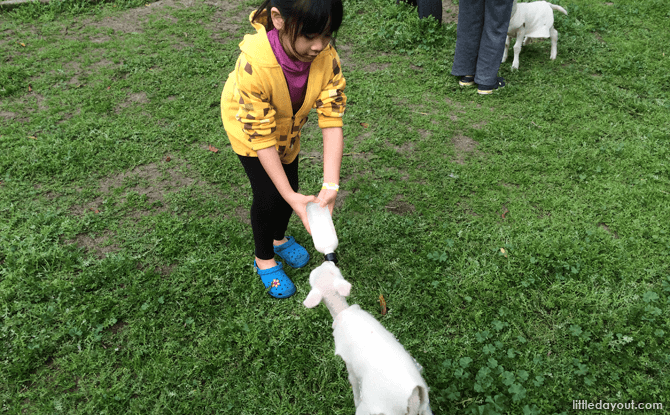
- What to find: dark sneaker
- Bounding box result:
[459,75,475,86]
[477,77,505,95]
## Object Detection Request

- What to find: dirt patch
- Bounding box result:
[89,35,111,43]
[300,151,323,164]
[81,0,187,34]
[68,74,82,85]
[472,120,488,130]
[107,320,129,334]
[0,111,16,120]
[89,58,115,71]
[346,151,375,161]
[532,205,551,219]
[362,62,391,72]
[70,159,205,218]
[379,167,411,183]
[334,189,351,210]
[594,32,605,43]
[116,91,150,112]
[302,150,376,163]
[391,141,417,154]
[234,205,250,225]
[457,201,478,217]
[599,222,619,239]
[442,0,459,25]
[336,42,353,67]
[15,93,49,114]
[444,96,465,111]
[100,160,193,197]
[155,264,176,276]
[52,0,248,52]
[349,50,391,72]
[450,134,479,165]
[206,0,255,42]
[58,110,78,124]
[35,93,48,111]
[385,195,415,215]
[64,231,118,259]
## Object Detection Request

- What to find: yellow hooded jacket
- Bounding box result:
[221,10,347,164]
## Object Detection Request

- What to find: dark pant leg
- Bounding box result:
[474,0,514,85]
[271,158,299,241]
[237,155,299,260]
[451,0,485,77]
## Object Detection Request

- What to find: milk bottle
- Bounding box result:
[306,202,338,264]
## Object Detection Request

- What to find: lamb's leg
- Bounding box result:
[418,385,434,415]
[502,35,510,62]
[550,27,558,60]
[512,26,526,70]
[407,386,421,415]
[345,361,362,407]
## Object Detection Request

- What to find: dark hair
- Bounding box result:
[253,0,344,52]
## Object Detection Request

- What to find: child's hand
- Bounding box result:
[287,192,318,234]
[317,188,337,215]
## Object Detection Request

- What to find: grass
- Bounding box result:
[1,0,669,413]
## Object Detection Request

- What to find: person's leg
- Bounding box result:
[451,0,485,77]
[473,0,514,86]
[237,155,297,267]
[417,0,442,22]
[268,157,311,269]
[271,156,299,243]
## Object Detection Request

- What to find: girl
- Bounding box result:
[221,0,346,299]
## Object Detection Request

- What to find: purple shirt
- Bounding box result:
[267,28,311,114]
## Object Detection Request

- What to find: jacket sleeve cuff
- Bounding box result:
[250,138,278,151]
[318,116,344,129]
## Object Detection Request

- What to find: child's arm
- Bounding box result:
[318,127,344,213]
[257,147,317,234]
[314,48,347,214]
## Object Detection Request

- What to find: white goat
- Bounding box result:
[303,261,433,415]
[502,0,568,69]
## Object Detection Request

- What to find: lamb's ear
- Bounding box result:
[303,288,323,308]
[333,279,352,297]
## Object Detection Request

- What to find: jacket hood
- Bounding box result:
[238,10,278,67]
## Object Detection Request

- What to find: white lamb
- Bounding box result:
[303,261,433,415]
[502,0,568,69]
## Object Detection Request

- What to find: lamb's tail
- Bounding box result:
[550,4,568,15]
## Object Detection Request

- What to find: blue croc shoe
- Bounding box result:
[254,260,296,299]
[273,236,310,269]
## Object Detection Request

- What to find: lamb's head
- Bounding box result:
[303,261,352,309]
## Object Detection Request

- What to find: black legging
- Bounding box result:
[237,154,299,260]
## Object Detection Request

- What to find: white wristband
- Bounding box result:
[321,182,339,191]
